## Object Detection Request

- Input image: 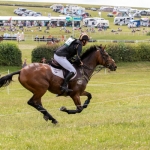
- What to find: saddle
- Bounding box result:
[49,58,69,77]
[50,58,62,69]
[49,58,73,97]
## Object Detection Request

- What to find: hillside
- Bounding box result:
[0,1,150,41]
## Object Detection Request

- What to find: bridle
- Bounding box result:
[79,47,108,82]
[81,65,104,82]
[99,47,110,68]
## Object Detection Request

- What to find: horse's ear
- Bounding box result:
[99,44,102,49]
[104,45,106,50]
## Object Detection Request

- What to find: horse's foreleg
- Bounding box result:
[81,91,92,108]
[60,95,83,114]
[60,106,83,114]
[28,97,58,124]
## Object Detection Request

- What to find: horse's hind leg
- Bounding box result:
[27,95,58,124]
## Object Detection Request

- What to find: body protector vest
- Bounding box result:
[55,38,82,63]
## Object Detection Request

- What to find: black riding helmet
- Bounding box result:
[79,33,90,42]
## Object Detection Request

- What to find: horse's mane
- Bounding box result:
[80,45,97,60]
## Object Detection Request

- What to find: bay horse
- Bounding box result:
[0,45,117,124]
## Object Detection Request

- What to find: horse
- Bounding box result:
[0,45,117,124]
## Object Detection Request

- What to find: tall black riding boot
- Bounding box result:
[60,72,74,93]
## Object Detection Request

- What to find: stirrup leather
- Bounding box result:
[60,86,73,93]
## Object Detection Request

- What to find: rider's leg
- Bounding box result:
[54,54,76,92]
[60,72,75,92]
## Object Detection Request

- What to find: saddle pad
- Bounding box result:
[50,65,77,80]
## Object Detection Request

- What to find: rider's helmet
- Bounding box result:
[79,33,90,42]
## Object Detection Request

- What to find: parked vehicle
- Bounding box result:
[141,18,149,26]
[133,13,141,18]
[28,11,36,16]
[17,11,25,16]
[24,10,33,14]
[91,7,97,11]
[14,10,21,15]
[94,20,110,28]
[83,17,105,27]
[100,6,114,12]
[140,10,147,16]
[53,5,63,12]
[36,12,42,16]
[128,19,141,28]
[107,13,114,17]
[14,7,26,14]
[114,16,134,25]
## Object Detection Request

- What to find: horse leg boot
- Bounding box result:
[60,72,74,93]
[28,100,58,124]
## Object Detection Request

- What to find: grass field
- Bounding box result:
[0,62,150,150]
[0,1,150,150]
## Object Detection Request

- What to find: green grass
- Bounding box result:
[0,62,150,150]
[0,2,150,150]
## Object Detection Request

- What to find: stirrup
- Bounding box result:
[56,86,73,97]
[60,86,73,93]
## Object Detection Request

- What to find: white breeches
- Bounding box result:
[54,54,76,74]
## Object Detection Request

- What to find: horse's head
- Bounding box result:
[97,45,117,71]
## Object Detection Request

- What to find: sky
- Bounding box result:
[8,0,150,8]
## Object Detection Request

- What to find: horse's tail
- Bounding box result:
[0,71,20,88]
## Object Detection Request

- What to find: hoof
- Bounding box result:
[83,105,87,108]
[52,119,58,124]
[43,115,49,121]
[60,106,67,111]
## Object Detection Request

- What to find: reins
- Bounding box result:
[80,64,105,82]
[82,64,92,70]
[77,45,108,82]
[88,65,105,80]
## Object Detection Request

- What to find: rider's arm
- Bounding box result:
[74,44,83,65]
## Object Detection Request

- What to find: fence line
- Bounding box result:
[23,37,150,43]
[2,30,150,43]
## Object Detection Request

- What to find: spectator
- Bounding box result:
[17,32,21,43]
[35,35,38,39]
[35,35,39,42]
[48,35,52,38]
[51,36,55,44]
[61,35,64,41]
[22,58,27,68]
[39,26,42,31]
[132,29,135,33]
[40,57,46,63]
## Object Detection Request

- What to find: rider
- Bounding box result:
[54,33,90,93]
